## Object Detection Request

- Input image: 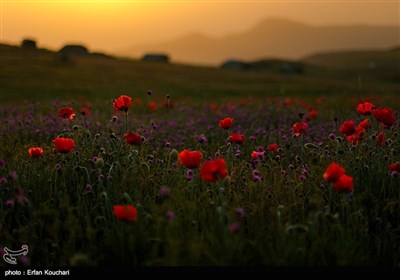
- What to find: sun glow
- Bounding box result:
[1,1,166,50]
[1,0,398,56]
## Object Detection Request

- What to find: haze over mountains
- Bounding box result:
[125,18,399,66]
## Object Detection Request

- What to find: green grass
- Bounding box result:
[1,43,399,105]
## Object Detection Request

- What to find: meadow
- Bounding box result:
[0,44,399,266]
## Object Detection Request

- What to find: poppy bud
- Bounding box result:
[95,158,104,169]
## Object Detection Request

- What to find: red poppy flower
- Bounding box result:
[178,149,203,169]
[373,107,396,127]
[58,107,75,121]
[200,158,228,182]
[267,143,278,153]
[376,131,385,147]
[292,121,307,136]
[210,104,218,111]
[283,97,292,107]
[356,125,366,136]
[389,162,400,172]
[251,151,264,159]
[80,107,90,116]
[229,133,245,145]
[113,95,132,112]
[28,147,43,158]
[346,134,357,144]
[149,101,157,111]
[124,132,142,145]
[332,174,354,193]
[357,119,371,130]
[219,117,233,129]
[52,137,75,153]
[357,102,375,115]
[133,98,142,106]
[226,103,235,110]
[323,162,345,182]
[113,205,138,223]
[308,110,318,120]
[340,120,355,136]
[347,126,366,145]
[251,151,258,159]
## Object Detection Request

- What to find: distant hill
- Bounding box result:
[303,47,400,83]
[126,18,399,65]
[303,46,400,69]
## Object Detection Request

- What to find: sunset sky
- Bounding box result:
[1,0,399,54]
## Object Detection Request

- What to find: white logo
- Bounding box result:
[3,245,29,265]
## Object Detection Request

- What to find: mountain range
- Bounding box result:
[124,18,399,65]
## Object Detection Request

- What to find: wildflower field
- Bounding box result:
[0,45,399,267]
[1,91,399,267]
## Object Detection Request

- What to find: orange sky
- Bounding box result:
[1,0,399,54]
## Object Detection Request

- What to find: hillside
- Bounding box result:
[127,18,399,65]
[304,47,400,68]
[0,43,399,103]
[303,47,400,83]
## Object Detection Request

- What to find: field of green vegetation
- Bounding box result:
[0,44,399,267]
[1,44,399,104]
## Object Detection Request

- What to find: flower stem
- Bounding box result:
[82,114,87,128]
[125,112,129,134]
